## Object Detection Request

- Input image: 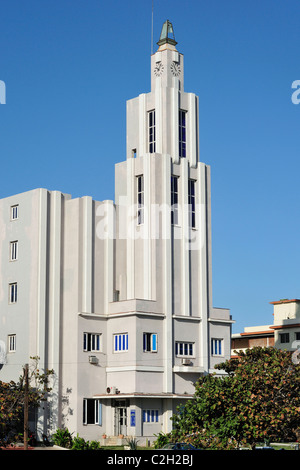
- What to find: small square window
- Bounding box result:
[83,333,101,352]
[142,409,159,423]
[143,333,158,352]
[114,333,128,352]
[83,399,102,425]
[211,338,223,356]
[175,341,194,357]
[280,333,290,344]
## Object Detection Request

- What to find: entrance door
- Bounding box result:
[115,406,127,436]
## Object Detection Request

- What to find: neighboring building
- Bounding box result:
[269,299,300,350]
[232,298,300,357]
[231,326,274,357]
[0,21,233,444]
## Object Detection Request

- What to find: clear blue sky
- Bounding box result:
[1,0,299,333]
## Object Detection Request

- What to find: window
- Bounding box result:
[143,409,159,423]
[8,335,16,352]
[179,110,186,158]
[175,341,194,357]
[295,332,300,341]
[188,180,196,228]
[171,176,179,225]
[114,333,128,352]
[280,333,290,344]
[143,333,158,352]
[83,333,101,352]
[148,110,156,153]
[9,283,17,304]
[83,399,102,425]
[211,338,223,356]
[10,241,18,261]
[10,205,19,220]
[137,175,144,225]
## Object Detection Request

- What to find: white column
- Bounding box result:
[139,94,147,155]
[172,88,180,164]
[104,200,115,311]
[143,155,152,300]
[82,196,93,313]
[198,163,209,372]
[181,158,190,316]
[127,158,135,299]
[37,189,48,368]
[162,155,173,392]
[155,84,162,154]
[188,93,198,168]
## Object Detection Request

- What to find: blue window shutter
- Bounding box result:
[152,334,157,352]
[98,402,102,426]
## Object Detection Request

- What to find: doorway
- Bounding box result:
[114,400,128,436]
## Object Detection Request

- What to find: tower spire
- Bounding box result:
[157,20,177,47]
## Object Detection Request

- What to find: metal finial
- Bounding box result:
[157,20,177,46]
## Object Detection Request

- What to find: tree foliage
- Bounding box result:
[0,357,54,446]
[169,347,300,449]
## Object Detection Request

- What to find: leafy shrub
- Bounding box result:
[153,432,170,449]
[125,436,139,449]
[51,428,73,449]
[51,428,101,450]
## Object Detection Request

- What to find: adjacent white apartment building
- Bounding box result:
[0,21,233,444]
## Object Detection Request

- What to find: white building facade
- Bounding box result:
[0,21,233,444]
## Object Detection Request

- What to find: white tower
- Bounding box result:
[111,22,232,437]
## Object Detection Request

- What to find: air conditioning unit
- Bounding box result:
[89,355,98,364]
[181,358,191,366]
[106,386,117,394]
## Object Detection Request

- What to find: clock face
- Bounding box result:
[154,61,164,77]
[171,61,181,77]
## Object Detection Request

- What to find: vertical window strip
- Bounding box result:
[137,175,144,225]
[148,110,156,153]
[171,176,179,225]
[9,283,17,304]
[188,179,196,228]
[8,334,16,352]
[179,110,186,158]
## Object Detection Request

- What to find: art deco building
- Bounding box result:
[0,21,233,443]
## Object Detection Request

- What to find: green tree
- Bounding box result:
[169,347,300,449]
[0,357,54,446]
